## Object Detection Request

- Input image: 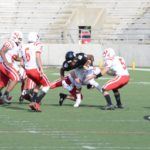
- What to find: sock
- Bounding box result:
[114,93,121,106]
[104,94,112,105]
[4,91,9,97]
[0,92,2,97]
[76,93,81,104]
[36,91,46,104]
[31,92,38,102]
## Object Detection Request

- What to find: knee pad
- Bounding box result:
[42,86,49,93]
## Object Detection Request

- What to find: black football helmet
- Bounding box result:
[65,51,76,61]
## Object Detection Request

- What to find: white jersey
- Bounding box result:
[69,66,101,86]
[0,40,20,64]
[21,42,42,69]
[104,56,129,76]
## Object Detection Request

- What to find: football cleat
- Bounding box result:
[19,95,24,104]
[0,95,12,105]
[0,98,3,105]
[104,104,115,110]
[59,93,67,106]
[115,104,124,109]
[1,95,12,104]
[29,102,41,112]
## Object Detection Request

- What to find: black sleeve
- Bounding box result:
[74,53,88,68]
[62,61,72,71]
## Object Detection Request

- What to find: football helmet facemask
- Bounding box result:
[11,31,23,44]
[102,48,116,60]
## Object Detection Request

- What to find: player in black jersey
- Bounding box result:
[50,51,94,107]
[60,51,94,80]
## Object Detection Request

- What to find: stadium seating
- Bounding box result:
[0,0,149,44]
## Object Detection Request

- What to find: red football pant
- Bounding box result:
[26,69,49,87]
[0,62,20,82]
[102,75,130,91]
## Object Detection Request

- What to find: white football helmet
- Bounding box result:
[102,48,116,59]
[11,31,23,44]
[28,32,39,43]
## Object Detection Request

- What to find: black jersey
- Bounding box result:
[62,60,75,71]
[74,53,88,68]
[62,53,88,71]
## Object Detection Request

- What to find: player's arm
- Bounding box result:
[12,54,22,62]
[99,67,109,75]
[0,45,11,66]
[60,67,65,80]
[36,52,43,74]
[60,61,70,80]
[84,67,103,82]
[100,59,114,76]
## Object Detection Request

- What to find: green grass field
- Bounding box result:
[0,68,150,150]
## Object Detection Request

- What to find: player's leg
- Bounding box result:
[36,73,50,103]
[101,76,124,110]
[27,69,50,111]
[0,64,19,104]
[19,78,35,103]
[66,77,82,107]
[113,89,124,108]
[112,76,130,108]
[58,76,74,105]
[101,89,115,110]
[59,93,75,106]
[59,86,82,107]
[0,72,8,97]
[87,79,101,92]
[73,88,82,108]
[50,78,62,89]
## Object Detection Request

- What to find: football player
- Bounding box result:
[0,31,23,104]
[60,51,94,80]
[18,66,35,103]
[50,51,94,107]
[21,32,50,112]
[50,66,102,107]
[100,48,130,110]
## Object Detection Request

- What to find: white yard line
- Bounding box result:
[129,81,150,85]
[0,146,150,149]
[128,68,150,71]
[0,129,149,135]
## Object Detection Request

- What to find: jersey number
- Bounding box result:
[119,58,126,70]
[25,48,30,62]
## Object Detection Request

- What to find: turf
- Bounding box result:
[0,68,150,150]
